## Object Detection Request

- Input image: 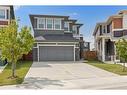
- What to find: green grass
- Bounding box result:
[86,60,127,75]
[0,61,33,86]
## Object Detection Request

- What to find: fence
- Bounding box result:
[83,51,97,60]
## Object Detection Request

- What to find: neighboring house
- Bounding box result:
[0,5,15,56]
[84,42,90,51]
[29,14,84,61]
[0,5,15,26]
[93,10,127,62]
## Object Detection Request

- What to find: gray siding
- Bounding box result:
[75,48,80,61]
[10,6,15,19]
[33,18,37,28]
[33,48,38,61]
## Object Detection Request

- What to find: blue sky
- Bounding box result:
[14,6,127,49]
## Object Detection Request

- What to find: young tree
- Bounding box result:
[115,38,127,72]
[0,21,34,78]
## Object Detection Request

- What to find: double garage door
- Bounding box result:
[39,46,74,61]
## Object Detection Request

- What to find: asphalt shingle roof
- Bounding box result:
[35,34,79,42]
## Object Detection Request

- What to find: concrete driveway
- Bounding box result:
[15,61,118,89]
[2,61,127,89]
[25,61,117,80]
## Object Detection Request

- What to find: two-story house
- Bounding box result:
[93,10,127,62]
[29,14,84,61]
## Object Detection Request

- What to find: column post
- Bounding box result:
[102,38,105,62]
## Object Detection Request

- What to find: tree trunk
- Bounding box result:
[11,62,16,78]
[123,62,126,72]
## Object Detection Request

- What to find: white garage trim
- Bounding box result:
[35,42,79,44]
[74,45,75,61]
[37,45,39,61]
[38,45,75,46]
[34,42,79,44]
[37,44,75,61]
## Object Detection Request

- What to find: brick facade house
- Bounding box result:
[93,10,127,62]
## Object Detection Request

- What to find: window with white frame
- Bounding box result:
[64,22,69,31]
[38,18,45,29]
[54,19,61,30]
[46,18,53,29]
[72,25,77,34]
[0,9,6,19]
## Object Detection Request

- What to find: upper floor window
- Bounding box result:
[54,19,61,30]
[107,23,112,33]
[72,26,77,34]
[103,26,106,33]
[38,18,45,29]
[0,9,6,19]
[46,18,53,29]
[64,22,69,31]
[100,25,102,35]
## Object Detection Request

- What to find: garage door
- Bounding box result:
[39,46,74,61]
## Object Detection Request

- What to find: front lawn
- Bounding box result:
[0,61,32,86]
[86,60,127,75]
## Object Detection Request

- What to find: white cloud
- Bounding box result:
[14,5,22,11]
[69,12,78,16]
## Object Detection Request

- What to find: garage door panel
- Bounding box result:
[39,46,74,61]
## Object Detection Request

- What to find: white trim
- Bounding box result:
[35,42,79,44]
[112,28,127,32]
[74,45,75,61]
[33,47,38,48]
[38,44,75,46]
[102,38,105,62]
[75,47,79,48]
[37,45,39,61]
[64,31,72,33]
[112,28,124,31]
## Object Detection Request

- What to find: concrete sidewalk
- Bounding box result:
[1,76,127,89]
